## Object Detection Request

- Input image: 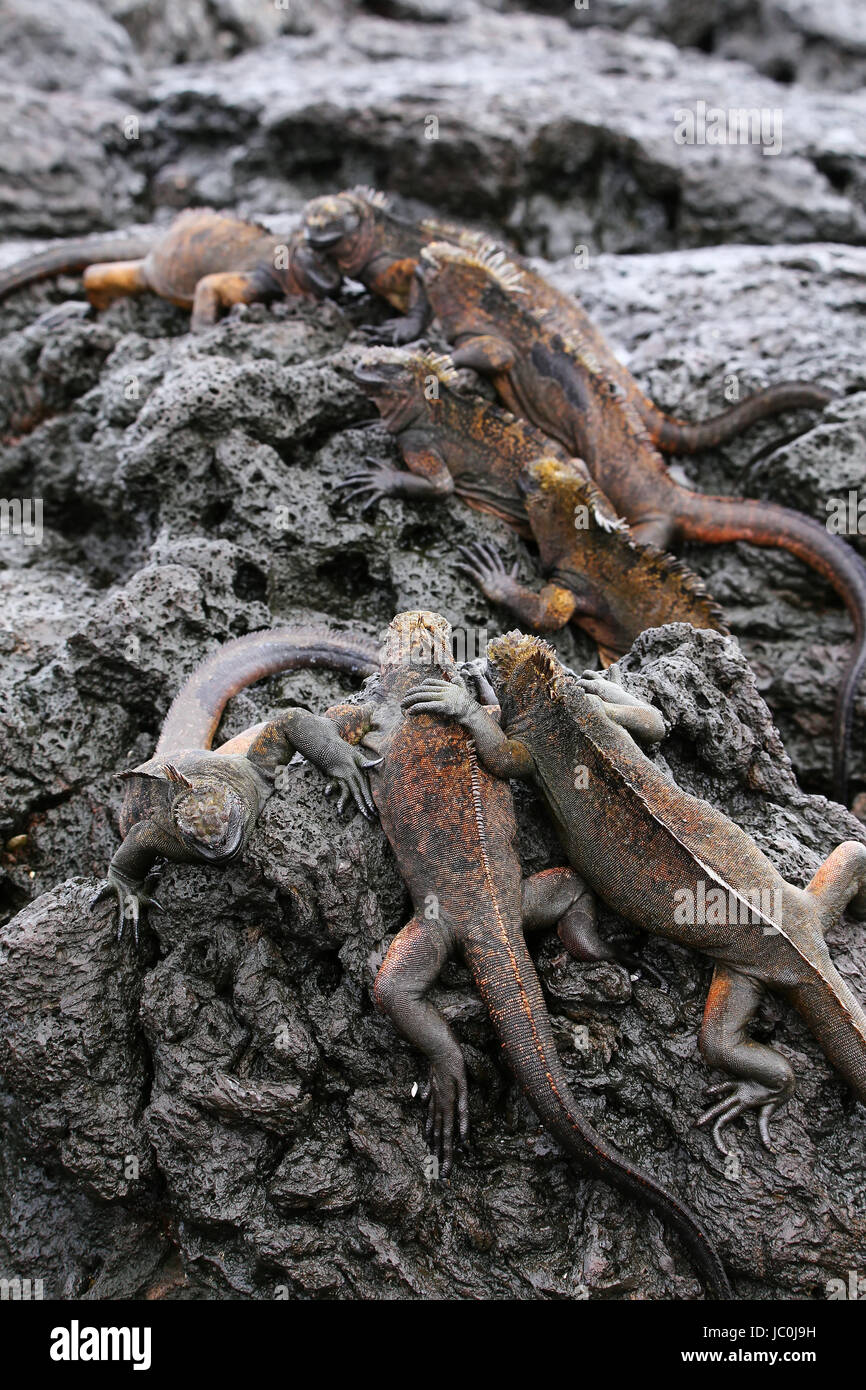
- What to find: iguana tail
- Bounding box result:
[156,626,381,755]
[643,382,833,454]
[461,921,731,1299]
[0,229,158,299]
[788,955,866,1104]
[676,490,866,802]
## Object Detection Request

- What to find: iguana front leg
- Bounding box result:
[449,334,516,374]
[373,915,469,1177]
[456,540,578,632]
[335,444,454,514]
[190,269,274,332]
[360,271,432,345]
[247,707,378,818]
[577,670,666,745]
[90,820,193,944]
[697,964,795,1154]
[400,677,535,780]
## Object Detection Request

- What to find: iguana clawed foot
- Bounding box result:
[89,865,164,946]
[335,457,402,515]
[400,675,475,720]
[322,746,382,818]
[419,1057,470,1179]
[455,541,520,606]
[696,1078,789,1155]
[359,315,422,347]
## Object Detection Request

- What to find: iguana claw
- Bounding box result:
[90,872,163,947]
[333,457,399,515]
[322,744,380,819]
[359,316,421,346]
[454,540,520,604]
[419,1058,470,1179]
[609,943,669,992]
[696,1079,785,1155]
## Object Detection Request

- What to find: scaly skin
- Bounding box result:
[324,609,730,1299]
[407,633,866,1162]
[90,626,380,942]
[300,186,832,446]
[346,345,576,533]
[418,239,864,802]
[346,348,727,663]
[301,187,476,344]
[0,209,339,332]
[460,459,728,664]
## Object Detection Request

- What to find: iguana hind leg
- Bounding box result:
[190,271,272,332]
[521,866,667,988]
[456,541,578,632]
[806,840,866,924]
[697,964,795,1154]
[373,915,468,1177]
[82,259,149,310]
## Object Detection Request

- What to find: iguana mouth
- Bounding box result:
[292,244,340,295]
[304,227,345,249]
[353,349,410,386]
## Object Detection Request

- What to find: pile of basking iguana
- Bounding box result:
[5,187,866,1302]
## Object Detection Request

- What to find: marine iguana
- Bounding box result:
[405,635,866,1156]
[344,348,727,663]
[0,209,339,332]
[323,609,730,1298]
[417,239,865,802]
[458,458,728,665]
[90,626,380,941]
[300,185,831,450]
[345,345,577,533]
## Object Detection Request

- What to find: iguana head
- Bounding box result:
[420,237,526,341]
[354,347,457,426]
[518,456,627,568]
[301,187,391,273]
[486,631,570,724]
[169,771,250,863]
[380,609,457,697]
[288,234,341,297]
[128,762,250,863]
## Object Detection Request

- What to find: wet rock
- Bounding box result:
[141,13,866,255]
[5,8,866,246]
[2,0,865,1308]
[505,0,866,92]
[3,625,864,1299]
[0,0,141,95]
[0,85,145,238]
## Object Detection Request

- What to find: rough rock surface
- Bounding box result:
[3,6,866,247]
[1,0,865,1303]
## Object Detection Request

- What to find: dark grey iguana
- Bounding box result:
[90,626,380,941]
